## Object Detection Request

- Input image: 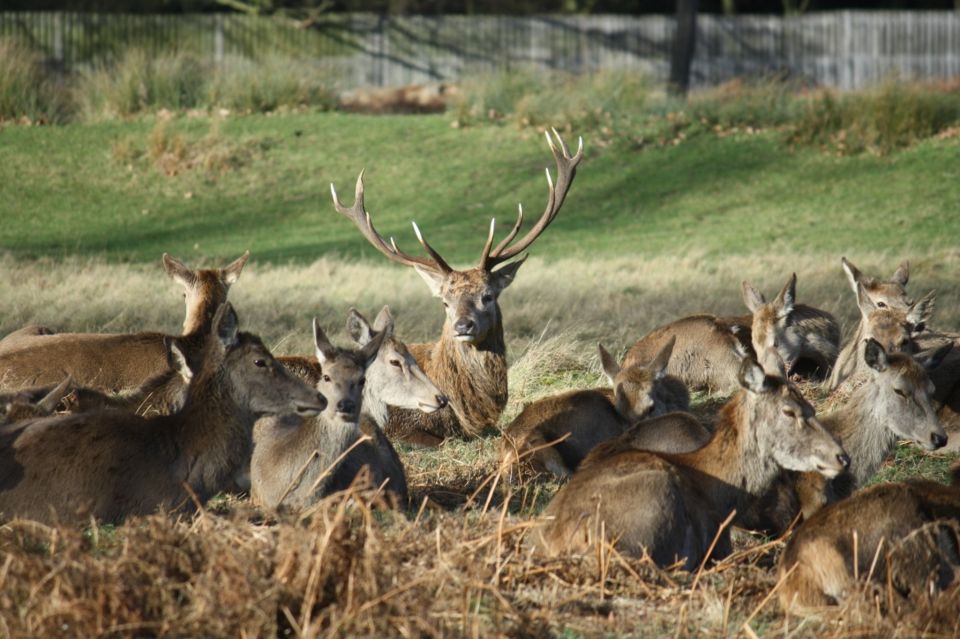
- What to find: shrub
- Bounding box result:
[208,55,338,113]
[0,38,72,124]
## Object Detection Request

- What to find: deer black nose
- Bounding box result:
[436,394,449,408]
[454,318,476,335]
[931,433,948,449]
[837,453,850,469]
[336,399,356,414]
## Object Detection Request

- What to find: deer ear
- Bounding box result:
[649,336,675,380]
[841,257,865,295]
[164,337,195,383]
[490,257,526,293]
[213,303,239,349]
[774,273,797,317]
[346,308,373,346]
[855,282,877,318]
[917,342,953,371]
[598,343,620,384]
[413,265,446,297]
[163,253,196,287]
[738,357,772,394]
[741,281,766,314]
[220,250,250,286]
[373,306,395,337]
[906,291,935,330]
[361,328,387,368]
[892,260,910,286]
[312,318,338,365]
[864,338,889,373]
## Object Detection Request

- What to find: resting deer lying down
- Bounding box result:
[331,131,583,446]
[0,377,73,425]
[0,303,325,525]
[532,350,848,569]
[738,338,952,534]
[624,274,829,393]
[778,463,960,612]
[0,252,248,392]
[499,338,706,480]
[253,318,411,510]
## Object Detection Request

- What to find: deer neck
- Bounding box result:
[821,382,898,486]
[669,392,779,514]
[424,316,508,436]
[361,382,389,429]
[170,371,254,500]
[830,319,867,389]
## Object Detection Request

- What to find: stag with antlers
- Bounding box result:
[331,130,583,446]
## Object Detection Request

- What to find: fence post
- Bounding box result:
[841,10,853,90]
[214,13,224,66]
[53,12,64,66]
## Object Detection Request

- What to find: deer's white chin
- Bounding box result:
[418,402,443,414]
[455,334,476,343]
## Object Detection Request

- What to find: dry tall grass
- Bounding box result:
[1,250,959,637]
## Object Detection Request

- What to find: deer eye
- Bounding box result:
[894,388,908,398]
[782,408,796,418]
[481,294,494,304]
[877,301,887,308]
[254,359,267,368]
[389,359,402,368]
[323,375,331,383]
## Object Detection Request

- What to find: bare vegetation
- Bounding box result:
[0,250,958,635]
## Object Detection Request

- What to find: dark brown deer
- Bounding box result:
[778,463,960,611]
[499,337,705,480]
[0,377,72,425]
[251,319,405,510]
[331,130,583,446]
[0,252,248,392]
[624,274,804,393]
[532,350,849,569]
[0,303,326,525]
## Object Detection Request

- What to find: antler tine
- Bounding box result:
[489,204,524,259]
[477,218,498,271]
[330,171,449,273]
[411,222,453,273]
[483,129,584,270]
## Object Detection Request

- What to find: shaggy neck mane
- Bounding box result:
[822,381,897,486]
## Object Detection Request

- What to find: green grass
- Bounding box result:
[1,112,959,265]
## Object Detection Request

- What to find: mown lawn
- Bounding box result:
[1,112,958,264]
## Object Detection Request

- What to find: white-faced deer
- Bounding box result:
[532,350,849,569]
[739,338,952,534]
[778,464,960,611]
[499,338,704,480]
[0,252,249,393]
[0,303,325,525]
[623,274,803,393]
[251,318,407,510]
[828,282,933,391]
[331,130,583,446]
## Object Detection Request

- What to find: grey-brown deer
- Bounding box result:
[499,337,705,480]
[251,318,407,510]
[532,350,849,569]
[778,463,960,611]
[0,252,249,392]
[623,274,805,393]
[738,338,952,534]
[0,303,325,525]
[331,130,583,446]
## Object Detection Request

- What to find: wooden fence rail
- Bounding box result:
[1,11,959,90]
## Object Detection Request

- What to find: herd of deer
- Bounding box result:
[1,130,959,613]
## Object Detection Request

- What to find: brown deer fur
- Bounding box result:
[778,464,960,611]
[0,303,325,525]
[499,338,703,480]
[624,274,804,393]
[252,320,407,509]
[532,351,849,569]
[0,252,248,392]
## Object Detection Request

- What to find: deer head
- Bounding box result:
[313,317,385,427]
[598,337,673,424]
[331,129,583,347]
[855,282,934,352]
[163,251,250,334]
[842,257,912,311]
[741,273,802,370]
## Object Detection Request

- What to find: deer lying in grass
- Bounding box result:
[252,318,411,510]
[739,338,952,533]
[0,377,73,425]
[0,303,325,525]
[778,463,960,611]
[499,338,706,480]
[828,282,933,392]
[0,252,248,392]
[331,130,583,446]
[532,350,849,568]
[624,274,807,393]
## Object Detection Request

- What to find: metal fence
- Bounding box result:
[1,11,959,90]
